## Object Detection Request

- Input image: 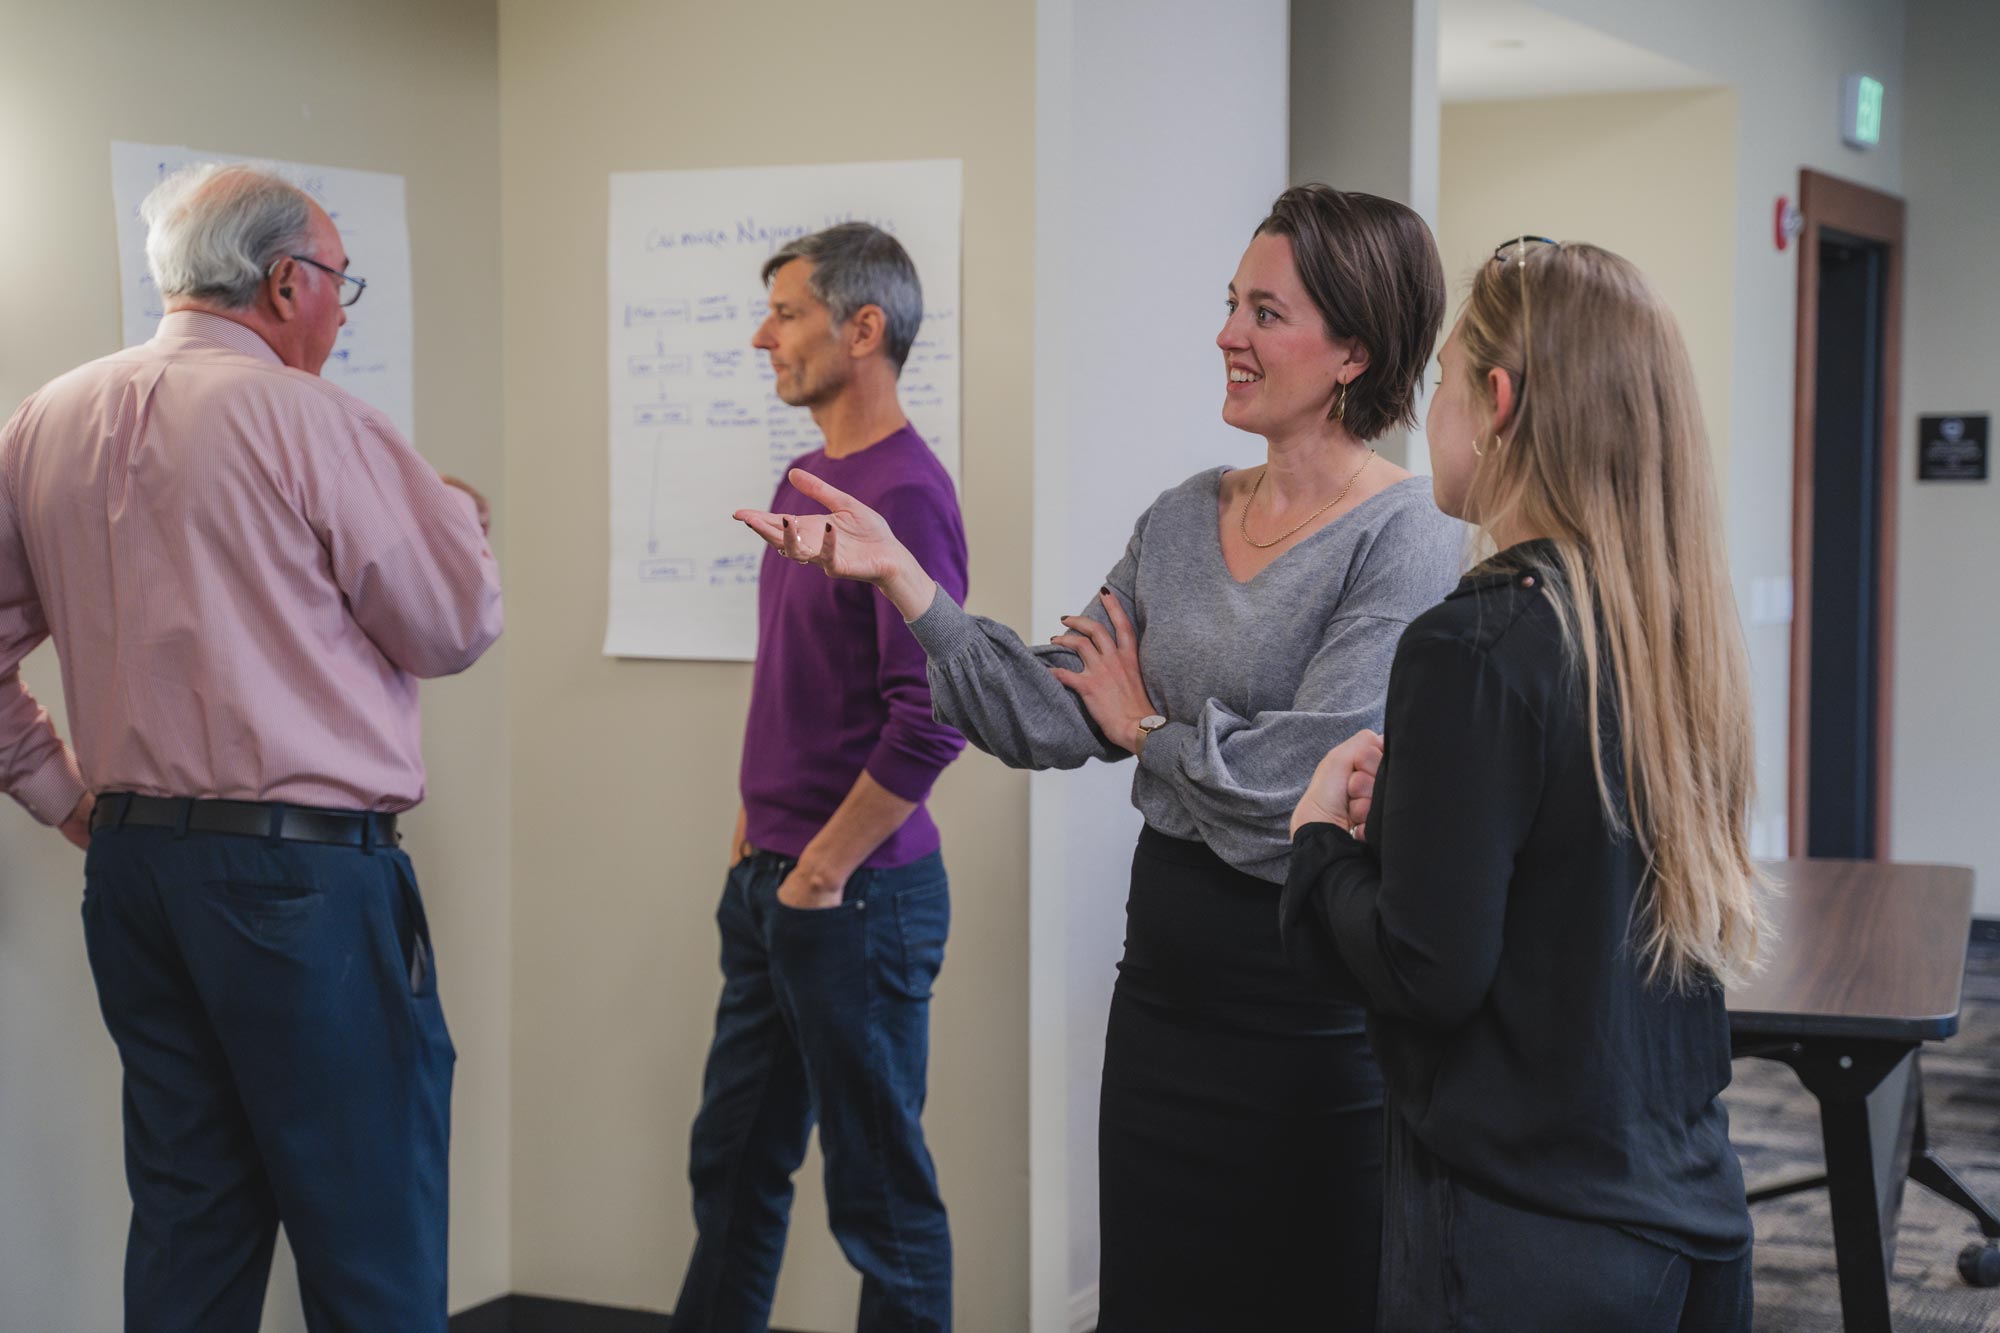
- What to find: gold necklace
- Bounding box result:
[1239,449,1376,550]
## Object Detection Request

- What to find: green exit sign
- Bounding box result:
[1844,73,1884,149]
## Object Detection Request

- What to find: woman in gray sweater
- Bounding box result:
[737,186,1463,1330]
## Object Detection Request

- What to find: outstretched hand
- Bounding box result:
[734,469,937,619]
[1290,730,1383,840]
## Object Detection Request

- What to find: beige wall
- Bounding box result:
[0,1,508,1327]
[498,2,1033,1327]
[1439,89,1738,489]
[1523,0,1905,861]
[1894,0,2000,914]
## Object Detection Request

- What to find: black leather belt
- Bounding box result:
[90,793,399,848]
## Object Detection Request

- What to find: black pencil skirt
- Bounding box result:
[1096,827,1385,1333]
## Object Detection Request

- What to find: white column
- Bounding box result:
[1030,2,1291,1327]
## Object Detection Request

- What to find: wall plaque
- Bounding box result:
[1918,414,1988,481]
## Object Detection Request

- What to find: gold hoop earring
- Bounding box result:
[1333,381,1349,423]
[1472,435,1485,458]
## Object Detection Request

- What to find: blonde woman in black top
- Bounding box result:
[1282,239,1767,1331]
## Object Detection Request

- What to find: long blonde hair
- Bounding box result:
[1459,240,1766,990]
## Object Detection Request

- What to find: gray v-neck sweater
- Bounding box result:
[908,468,1466,881]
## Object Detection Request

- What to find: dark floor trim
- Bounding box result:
[451,1295,668,1332]
[1972,916,2000,945]
[447,1295,514,1333]
[451,1294,807,1333]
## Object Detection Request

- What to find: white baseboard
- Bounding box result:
[1068,1283,1099,1333]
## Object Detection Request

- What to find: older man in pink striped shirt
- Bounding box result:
[0,162,500,1331]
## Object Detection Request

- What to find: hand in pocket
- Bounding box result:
[777,863,847,910]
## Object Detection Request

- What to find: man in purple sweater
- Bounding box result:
[670,224,969,1333]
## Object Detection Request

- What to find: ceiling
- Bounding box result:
[1439,0,1722,103]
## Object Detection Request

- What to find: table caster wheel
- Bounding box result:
[1959,1241,2000,1287]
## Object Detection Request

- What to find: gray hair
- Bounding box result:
[761,223,924,371]
[140,162,315,310]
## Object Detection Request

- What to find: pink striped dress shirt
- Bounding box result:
[0,311,502,822]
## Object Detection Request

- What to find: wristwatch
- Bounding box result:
[1135,714,1168,754]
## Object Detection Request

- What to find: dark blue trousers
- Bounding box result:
[81,822,455,1333]
[671,849,952,1333]
[1379,1109,1753,1332]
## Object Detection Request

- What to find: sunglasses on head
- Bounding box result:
[1492,235,1558,265]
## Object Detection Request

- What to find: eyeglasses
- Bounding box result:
[283,253,368,308]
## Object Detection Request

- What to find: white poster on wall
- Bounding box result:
[603,158,962,661]
[110,140,417,441]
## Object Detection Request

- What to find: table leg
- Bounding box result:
[1773,1039,1920,1333]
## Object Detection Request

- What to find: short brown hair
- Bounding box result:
[1253,185,1445,442]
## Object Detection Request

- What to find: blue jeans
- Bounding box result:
[672,849,952,1333]
[81,823,454,1333]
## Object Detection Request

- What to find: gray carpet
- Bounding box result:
[1727,935,2000,1331]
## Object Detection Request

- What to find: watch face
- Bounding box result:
[1140,714,1167,731]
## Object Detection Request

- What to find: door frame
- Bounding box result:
[1788,168,1906,858]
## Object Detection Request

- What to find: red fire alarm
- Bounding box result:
[1775,196,1804,251]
